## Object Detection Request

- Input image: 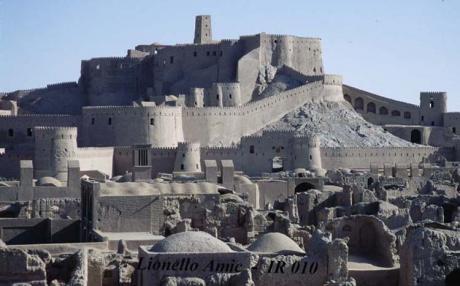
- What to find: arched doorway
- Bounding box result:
[295,182,316,193]
[367,102,376,113]
[411,129,422,144]
[359,222,377,255]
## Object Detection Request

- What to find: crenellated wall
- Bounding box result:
[320,146,447,170]
[80,105,184,147]
[343,85,421,126]
[0,114,80,148]
[81,57,143,106]
[1,82,84,115]
[80,77,343,148]
[259,34,324,76]
[112,130,446,177]
[182,77,342,146]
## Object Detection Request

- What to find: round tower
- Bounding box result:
[187,88,205,107]
[174,142,202,173]
[210,82,242,107]
[34,127,78,181]
[294,135,323,174]
[420,92,447,126]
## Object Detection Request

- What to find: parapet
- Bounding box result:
[46,82,78,89]
[420,91,447,97]
[308,136,321,148]
[177,141,201,152]
[34,126,78,140]
[322,74,342,86]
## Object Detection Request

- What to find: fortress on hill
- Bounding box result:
[1,15,459,179]
[0,15,459,286]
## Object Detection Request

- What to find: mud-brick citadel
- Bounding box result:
[0,15,459,286]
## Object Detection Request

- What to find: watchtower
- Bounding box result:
[420,92,447,126]
[174,142,202,173]
[194,15,212,44]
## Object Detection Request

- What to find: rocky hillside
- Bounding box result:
[264,100,416,147]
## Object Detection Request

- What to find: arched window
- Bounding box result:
[8,129,14,137]
[367,102,376,113]
[391,110,401,117]
[379,106,388,115]
[404,112,411,119]
[344,94,352,103]
[354,97,364,111]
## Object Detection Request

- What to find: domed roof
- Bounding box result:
[234,175,252,185]
[36,177,62,187]
[247,232,305,254]
[220,193,244,203]
[150,231,233,253]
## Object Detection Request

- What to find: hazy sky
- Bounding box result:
[1,0,459,110]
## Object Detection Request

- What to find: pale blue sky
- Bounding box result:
[1,0,459,110]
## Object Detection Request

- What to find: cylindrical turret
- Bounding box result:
[210,82,242,107]
[307,136,322,172]
[187,88,205,107]
[174,142,202,173]
[34,127,78,181]
[294,135,323,174]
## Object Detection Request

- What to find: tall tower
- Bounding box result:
[420,92,447,126]
[294,135,323,175]
[34,127,78,181]
[174,142,202,173]
[194,15,212,44]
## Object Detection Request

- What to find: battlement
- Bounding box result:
[420,91,447,96]
[261,33,321,42]
[46,82,78,89]
[177,142,201,152]
[323,74,342,86]
[34,126,78,139]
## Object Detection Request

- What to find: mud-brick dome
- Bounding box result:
[247,232,305,253]
[150,231,233,253]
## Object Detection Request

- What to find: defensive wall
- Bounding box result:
[80,105,184,147]
[384,125,452,147]
[343,85,421,126]
[1,82,83,115]
[181,76,341,145]
[320,146,452,170]
[0,114,80,148]
[80,76,343,148]
[145,33,323,104]
[111,130,449,177]
[80,57,143,106]
[259,33,324,76]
